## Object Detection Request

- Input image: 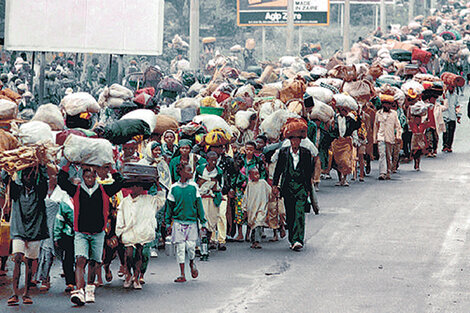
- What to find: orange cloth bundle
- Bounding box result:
[282,117,308,139]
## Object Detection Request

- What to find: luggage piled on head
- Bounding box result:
[0,143,59,175]
[61,92,101,116]
[342,80,375,103]
[412,48,432,64]
[132,87,156,108]
[98,84,134,108]
[305,86,334,104]
[55,128,96,146]
[282,117,308,139]
[0,129,18,152]
[32,103,64,130]
[63,134,114,166]
[0,88,21,103]
[441,72,465,87]
[309,100,335,123]
[328,64,357,82]
[376,75,403,88]
[152,114,179,135]
[409,101,430,116]
[193,114,232,137]
[333,94,358,111]
[279,76,307,104]
[17,121,54,145]
[390,49,412,62]
[401,80,425,97]
[120,109,157,133]
[0,99,18,120]
[98,109,156,145]
[121,163,159,185]
[259,109,298,140]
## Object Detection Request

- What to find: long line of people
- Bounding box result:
[1,2,469,308]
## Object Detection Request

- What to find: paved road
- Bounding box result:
[1,100,470,313]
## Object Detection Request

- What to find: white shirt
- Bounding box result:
[338,115,347,137]
[290,147,300,170]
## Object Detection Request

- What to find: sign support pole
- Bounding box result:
[340,4,344,36]
[286,0,294,55]
[409,0,414,22]
[343,0,350,52]
[262,26,266,61]
[380,0,386,32]
[375,4,379,30]
[190,0,200,70]
[38,52,45,106]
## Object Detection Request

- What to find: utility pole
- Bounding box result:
[380,0,386,32]
[38,52,45,106]
[189,0,200,70]
[262,27,266,61]
[286,0,294,55]
[409,0,415,22]
[343,0,350,52]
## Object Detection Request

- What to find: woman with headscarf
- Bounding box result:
[161,130,178,163]
[139,142,171,192]
[169,139,206,183]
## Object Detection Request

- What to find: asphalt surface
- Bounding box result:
[1,96,470,313]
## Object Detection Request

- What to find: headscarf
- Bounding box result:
[178,139,193,148]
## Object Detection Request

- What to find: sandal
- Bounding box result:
[22,295,33,305]
[105,269,113,282]
[7,295,19,306]
[269,237,279,242]
[191,266,199,279]
[174,276,186,283]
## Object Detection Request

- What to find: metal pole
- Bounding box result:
[81,53,88,85]
[380,0,386,33]
[38,52,45,106]
[118,54,124,85]
[29,51,35,92]
[106,54,112,85]
[262,26,266,61]
[409,0,415,23]
[298,27,302,54]
[375,4,379,30]
[286,0,294,55]
[343,0,350,52]
[340,4,344,36]
[189,0,200,70]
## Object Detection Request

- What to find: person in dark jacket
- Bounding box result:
[58,162,123,306]
[4,166,49,306]
[273,134,313,252]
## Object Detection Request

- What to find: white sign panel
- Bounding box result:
[330,0,394,4]
[5,0,164,55]
[238,0,330,26]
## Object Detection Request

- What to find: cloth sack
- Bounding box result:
[63,134,113,166]
[32,103,64,130]
[18,121,54,145]
[0,99,18,120]
[61,92,100,116]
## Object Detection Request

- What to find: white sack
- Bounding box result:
[63,134,114,166]
[32,103,64,130]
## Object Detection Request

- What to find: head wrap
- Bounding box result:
[379,94,395,103]
[205,129,230,146]
[123,140,137,147]
[151,142,161,151]
[282,118,308,139]
[178,139,193,148]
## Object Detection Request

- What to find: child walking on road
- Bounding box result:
[242,168,271,249]
[165,164,207,283]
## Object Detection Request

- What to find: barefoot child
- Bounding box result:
[116,182,165,289]
[165,164,207,283]
[242,168,271,249]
